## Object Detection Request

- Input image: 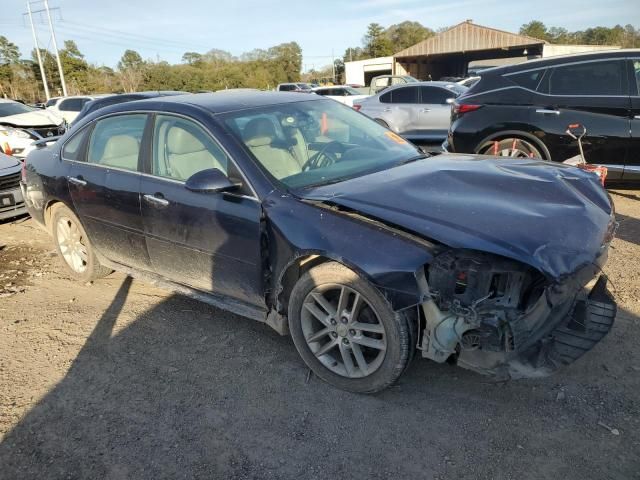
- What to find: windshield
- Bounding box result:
[221,99,421,189]
[0,102,37,118]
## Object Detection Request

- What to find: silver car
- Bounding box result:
[355,81,467,142]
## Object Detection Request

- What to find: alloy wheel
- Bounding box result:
[56,216,88,273]
[300,284,387,378]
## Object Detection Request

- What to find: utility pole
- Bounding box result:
[43,0,67,96]
[331,49,335,83]
[26,1,50,100]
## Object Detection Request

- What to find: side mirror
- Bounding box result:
[445,98,456,104]
[185,168,240,193]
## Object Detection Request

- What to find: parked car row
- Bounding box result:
[20,90,617,393]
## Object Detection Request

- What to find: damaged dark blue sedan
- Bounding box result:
[21,92,617,393]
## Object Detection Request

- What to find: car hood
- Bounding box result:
[0,152,20,172]
[0,109,63,127]
[298,155,614,279]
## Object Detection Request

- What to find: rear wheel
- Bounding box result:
[288,262,413,393]
[51,205,111,282]
[479,137,544,159]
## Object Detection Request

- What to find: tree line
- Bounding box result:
[1,18,639,102]
[0,37,302,102]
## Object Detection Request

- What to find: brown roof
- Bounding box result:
[394,21,546,58]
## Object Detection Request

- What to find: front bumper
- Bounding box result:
[0,185,27,220]
[456,274,616,380]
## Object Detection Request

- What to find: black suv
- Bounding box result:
[446,50,640,183]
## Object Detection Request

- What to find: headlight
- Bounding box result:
[0,126,32,139]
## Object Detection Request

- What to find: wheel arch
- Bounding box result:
[272,252,377,318]
[475,130,551,160]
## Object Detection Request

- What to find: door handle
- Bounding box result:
[68,176,87,187]
[635,115,640,119]
[383,108,392,112]
[143,194,169,207]
[535,109,560,115]
[420,108,431,113]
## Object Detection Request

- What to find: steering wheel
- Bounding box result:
[302,141,342,171]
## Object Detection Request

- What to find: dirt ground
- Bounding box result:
[0,190,639,480]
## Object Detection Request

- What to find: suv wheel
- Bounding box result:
[288,262,413,393]
[51,205,112,282]
[479,137,543,159]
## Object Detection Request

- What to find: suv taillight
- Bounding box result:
[453,103,482,115]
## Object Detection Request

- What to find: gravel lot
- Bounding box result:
[0,189,639,480]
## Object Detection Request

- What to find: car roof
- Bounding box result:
[0,99,20,104]
[87,91,325,118]
[484,48,640,75]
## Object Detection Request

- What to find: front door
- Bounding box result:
[66,113,152,270]
[531,58,629,180]
[417,86,456,142]
[139,114,263,306]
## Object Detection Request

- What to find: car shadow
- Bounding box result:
[0,275,638,479]
[613,212,640,247]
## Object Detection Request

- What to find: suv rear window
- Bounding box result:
[507,70,545,90]
[548,60,625,96]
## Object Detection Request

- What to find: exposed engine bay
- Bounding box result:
[418,249,616,379]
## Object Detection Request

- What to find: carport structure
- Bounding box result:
[394,20,546,80]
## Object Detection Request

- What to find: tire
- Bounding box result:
[51,204,112,282]
[288,261,412,393]
[374,118,390,129]
[478,137,544,159]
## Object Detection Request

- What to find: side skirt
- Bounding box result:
[96,254,268,324]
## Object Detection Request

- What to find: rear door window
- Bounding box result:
[420,86,454,104]
[391,86,419,104]
[87,114,147,172]
[507,70,545,90]
[548,60,625,96]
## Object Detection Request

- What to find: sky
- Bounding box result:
[1,0,639,72]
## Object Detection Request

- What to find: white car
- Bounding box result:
[0,99,65,160]
[312,86,370,107]
[46,95,112,124]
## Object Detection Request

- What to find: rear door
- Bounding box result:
[139,113,263,306]
[66,113,152,270]
[531,58,629,179]
[383,86,420,136]
[417,86,457,141]
[626,58,640,182]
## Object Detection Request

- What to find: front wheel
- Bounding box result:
[478,137,544,159]
[51,204,112,282]
[288,262,413,393]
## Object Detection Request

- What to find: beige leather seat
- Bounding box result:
[166,126,226,181]
[243,118,302,180]
[100,135,139,170]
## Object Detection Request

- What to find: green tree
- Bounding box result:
[520,20,548,40]
[60,40,90,94]
[268,42,302,81]
[117,49,145,92]
[384,21,434,51]
[182,52,203,65]
[363,23,394,57]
